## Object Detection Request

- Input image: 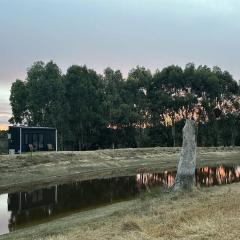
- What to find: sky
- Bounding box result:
[0,0,240,129]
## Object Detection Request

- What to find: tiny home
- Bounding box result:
[8,126,57,154]
[8,186,58,212]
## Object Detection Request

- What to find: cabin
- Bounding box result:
[8,186,58,212]
[8,126,57,154]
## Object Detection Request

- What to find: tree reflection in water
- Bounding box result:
[1,165,239,234]
[137,165,240,189]
[7,177,138,232]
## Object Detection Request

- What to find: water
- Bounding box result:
[0,165,239,236]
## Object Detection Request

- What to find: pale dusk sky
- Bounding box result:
[0,0,240,129]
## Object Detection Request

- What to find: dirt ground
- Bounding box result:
[1,182,239,240]
[1,147,240,193]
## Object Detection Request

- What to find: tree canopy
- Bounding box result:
[9,61,240,150]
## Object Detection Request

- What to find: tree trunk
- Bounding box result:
[79,121,84,150]
[229,117,236,147]
[231,128,236,147]
[172,124,176,147]
[174,119,196,191]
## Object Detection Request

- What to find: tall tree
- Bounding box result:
[103,67,124,127]
[126,66,152,146]
[9,79,28,124]
[26,61,63,126]
[65,65,105,150]
[9,61,240,149]
[151,65,187,146]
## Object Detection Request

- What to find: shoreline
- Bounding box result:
[0,182,239,240]
[0,147,240,194]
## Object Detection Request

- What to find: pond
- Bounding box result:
[0,164,239,236]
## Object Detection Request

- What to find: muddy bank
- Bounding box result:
[1,147,240,193]
[1,182,239,240]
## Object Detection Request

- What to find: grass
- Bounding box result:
[0,147,239,239]
[0,147,240,193]
[1,182,239,240]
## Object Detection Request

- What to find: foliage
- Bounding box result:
[64,65,105,150]
[0,130,8,154]
[9,61,240,149]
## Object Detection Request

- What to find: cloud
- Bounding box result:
[0,0,240,128]
[0,96,11,126]
[0,101,10,110]
[0,111,11,124]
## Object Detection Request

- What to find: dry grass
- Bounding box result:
[56,184,240,240]
[0,147,239,239]
[1,147,240,194]
[73,185,239,240]
[3,183,238,240]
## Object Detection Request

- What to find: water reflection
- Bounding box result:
[197,165,240,186]
[7,177,138,232]
[0,165,239,235]
[137,165,240,189]
[136,171,175,189]
[0,195,11,235]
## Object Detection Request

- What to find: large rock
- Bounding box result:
[174,119,196,191]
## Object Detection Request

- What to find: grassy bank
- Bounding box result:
[1,147,240,193]
[1,182,239,240]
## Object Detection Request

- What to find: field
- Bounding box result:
[1,147,240,193]
[1,182,239,240]
[0,147,240,239]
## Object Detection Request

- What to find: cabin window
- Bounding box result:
[31,190,43,203]
[25,134,29,144]
[33,134,38,150]
[39,134,44,149]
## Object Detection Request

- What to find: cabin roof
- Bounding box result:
[9,126,56,130]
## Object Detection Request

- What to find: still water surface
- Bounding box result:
[0,164,239,236]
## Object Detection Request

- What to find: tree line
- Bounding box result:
[0,130,8,154]
[9,61,240,150]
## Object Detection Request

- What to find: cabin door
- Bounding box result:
[33,134,44,150]
[32,134,38,150]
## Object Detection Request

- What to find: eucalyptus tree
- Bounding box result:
[64,65,105,150]
[10,61,63,127]
[103,67,124,127]
[102,67,124,148]
[126,66,152,146]
[150,65,193,146]
[192,65,239,146]
[9,79,28,124]
[10,61,66,148]
[25,61,63,127]
[9,61,240,149]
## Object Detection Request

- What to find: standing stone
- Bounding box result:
[174,119,196,191]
